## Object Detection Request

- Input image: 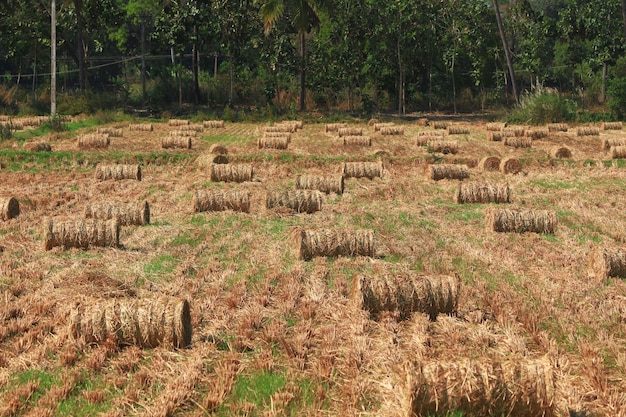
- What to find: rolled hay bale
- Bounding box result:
[432,120,449,130]
[24,142,52,152]
[69,297,192,349]
[416,118,429,126]
[548,123,568,132]
[264,125,294,134]
[503,136,532,148]
[380,126,404,136]
[195,153,229,168]
[427,164,470,181]
[499,157,522,174]
[602,121,622,130]
[95,164,141,181]
[427,139,459,154]
[367,118,379,126]
[338,127,364,137]
[178,123,204,132]
[478,156,501,172]
[343,135,372,146]
[601,137,626,151]
[161,136,192,149]
[486,122,507,131]
[43,218,120,250]
[550,146,572,159]
[193,189,251,213]
[258,136,289,150]
[278,120,303,130]
[488,132,505,142]
[411,357,556,417]
[296,174,344,194]
[168,119,189,126]
[587,246,626,280]
[353,274,459,320]
[84,201,150,226]
[298,229,375,260]
[528,128,549,139]
[266,189,323,214]
[342,160,384,179]
[325,122,347,133]
[210,163,254,183]
[203,120,225,128]
[78,133,110,149]
[418,130,446,137]
[0,197,20,220]
[168,130,196,137]
[610,146,626,159]
[577,126,600,136]
[455,183,510,204]
[209,143,228,155]
[447,125,470,135]
[97,127,123,137]
[263,132,292,143]
[128,123,153,132]
[373,122,394,131]
[485,208,557,234]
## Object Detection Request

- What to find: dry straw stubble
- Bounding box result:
[427,164,470,181]
[486,208,557,234]
[295,174,344,194]
[266,190,323,213]
[96,164,141,181]
[0,197,19,220]
[353,274,460,320]
[210,163,254,183]
[298,229,375,260]
[84,201,150,226]
[193,189,251,213]
[455,183,510,204]
[587,246,626,280]
[69,297,192,349]
[43,218,120,250]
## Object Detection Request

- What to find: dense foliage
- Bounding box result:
[0,0,625,117]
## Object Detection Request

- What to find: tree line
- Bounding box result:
[1,0,626,118]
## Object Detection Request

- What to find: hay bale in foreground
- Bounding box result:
[577,126,600,136]
[548,123,568,132]
[486,208,557,234]
[427,139,458,154]
[353,274,459,320]
[338,127,364,137]
[587,246,626,281]
[78,133,110,149]
[296,174,344,194]
[503,136,532,148]
[258,136,289,149]
[97,127,123,137]
[499,157,522,174]
[343,136,371,146]
[610,146,626,159]
[455,183,510,204]
[193,189,251,213]
[266,190,323,213]
[0,197,19,220]
[602,122,622,130]
[203,120,225,128]
[162,136,192,149]
[69,297,192,349]
[43,218,120,250]
[342,160,384,179]
[447,125,470,135]
[298,229,375,260]
[209,143,228,155]
[427,164,469,181]
[478,156,501,171]
[196,153,229,168]
[128,123,153,131]
[96,164,141,181]
[601,137,626,151]
[325,123,347,133]
[411,357,556,417]
[24,142,52,152]
[210,163,254,183]
[550,146,572,159]
[84,201,150,226]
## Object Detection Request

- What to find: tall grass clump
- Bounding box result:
[507,89,576,125]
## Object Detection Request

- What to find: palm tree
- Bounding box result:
[257,0,326,111]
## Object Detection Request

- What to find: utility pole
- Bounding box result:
[51,0,56,117]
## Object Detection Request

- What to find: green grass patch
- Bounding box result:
[171,230,207,247]
[55,374,113,416]
[529,179,577,190]
[144,254,179,280]
[231,369,286,408]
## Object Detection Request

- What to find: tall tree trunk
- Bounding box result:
[75,0,86,91]
[451,53,457,114]
[622,0,626,43]
[492,0,518,104]
[192,27,200,105]
[601,62,608,104]
[299,32,306,112]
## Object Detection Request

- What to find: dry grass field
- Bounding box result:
[0,116,625,416]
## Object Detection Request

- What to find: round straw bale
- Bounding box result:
[162,136,192,149]
[203,120,225,128]
[380,126,404,135]
[342,160,384,179]
[503,136,532,148]
[503,126,527,137]
[69,297,191,349]
[295,174,344,194]
[266,189,323,213]
[96,164,141,181]
[193,189,251,213]
[601,137,626,151]
[168,118,189,126]
[97,127,123,137]
[325,123,347,132]
[196,153,229,168]
[486,122,507,131]
[412,357,555,417]
[499,157,522,174]
[447,125,470,135]
[418,130,446,137]
[263,131,292,143]
[602,122,622,130]
[0,197,19,220]
[432,121,449,130]
[455,183,510,204]
[169,130,196,137]
[298,229,375,260]
[338,127,364,137]
[209,143,228,155]
[280,120,303,130]
[264,125,294,134]
[178,123,204,132]
[427,139,458,154]
[367,118,379,126]
[577,126,600,136]
[84,201,150,226]
[78,133,110,149]
[485,208,557,234]
[427,164,469,181]
[353,274,459,320]
[128,123,153,131]
[610,146,626,159]
[550,146,572,159]
[210,163,254,183]
[478,156,501,171]
[587,246,626,281]
[258,136,289,149]
[416,118,429,126]
[547,123,568,132]
[24,142,52,152]
[488,132,504,142]
[528,128,549,139]
[343,136,371,146]
[43,218,120,250]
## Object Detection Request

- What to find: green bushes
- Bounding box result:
[507,89,577,125]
